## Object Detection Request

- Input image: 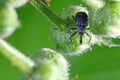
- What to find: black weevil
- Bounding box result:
[69,12,91,44]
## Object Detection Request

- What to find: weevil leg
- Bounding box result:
[68,27,77,32]
[72,15,75,20]
[80,33,83,45]
[85,32,91,43]
[70,31,78,42]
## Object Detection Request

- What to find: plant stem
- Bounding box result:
[30,0,64,28]
[0,38,35,73]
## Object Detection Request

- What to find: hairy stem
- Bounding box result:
[0,38,35,73]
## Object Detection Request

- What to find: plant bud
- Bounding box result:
[0,6,18,38]
[24,48,69,80]
[89,1,120,38]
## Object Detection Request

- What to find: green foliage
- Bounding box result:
[0,0,120,80]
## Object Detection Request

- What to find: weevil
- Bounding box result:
[69,12,91,44]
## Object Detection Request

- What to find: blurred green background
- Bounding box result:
[0,0,120,80]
